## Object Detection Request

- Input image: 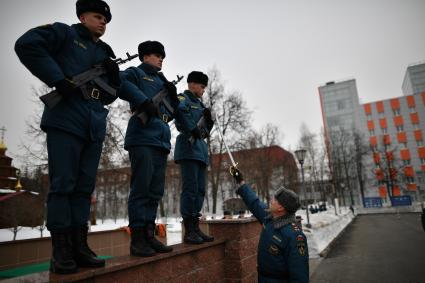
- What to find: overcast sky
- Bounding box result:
[1,0,424,166]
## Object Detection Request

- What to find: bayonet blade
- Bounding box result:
[215,113,237,168]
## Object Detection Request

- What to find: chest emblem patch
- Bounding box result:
[73,40,87,49]
[268,244,280,255]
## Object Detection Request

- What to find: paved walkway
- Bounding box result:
[311,213,425,283]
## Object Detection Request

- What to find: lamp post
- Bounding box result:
[295,149,311,228]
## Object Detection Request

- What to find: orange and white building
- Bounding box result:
[319,61,425,202]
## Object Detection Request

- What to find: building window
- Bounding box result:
[393,109,401,116]
[366,114,372,120]
[405,176,415,183]
[382,128,388,134]
[378,112,385,119]
[420,158,425,165]
[413,124,420,130]
[400,142,408,148]
[417,140,424,147]
[396,125,404,132]
[369,129,375,136]
[409,107,416,113]
[403,159,411,166]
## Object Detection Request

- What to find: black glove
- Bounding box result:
[230,166,244,184]
[191,127,202,140]
[103,57,121,87]
[203,108,214,127]
[137,100,158,119]
[164,81,179,106]
[55,78,78,99]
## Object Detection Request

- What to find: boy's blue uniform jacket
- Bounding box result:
[237,184,309,283]
[15,22,139,142]
[120,63,174,152]
[174,90,209,165]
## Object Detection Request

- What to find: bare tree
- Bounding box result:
[371,134,404,202]
[352,130,369,206]
[203,67,252,213]
[298,124,320,203]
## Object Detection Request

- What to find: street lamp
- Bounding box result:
[295,149,311,228]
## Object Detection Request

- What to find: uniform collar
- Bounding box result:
[72,23,115,58]
[73,23,94,40]
[140,63,161,74]
[272,214,296,229]
[184,90,199,101]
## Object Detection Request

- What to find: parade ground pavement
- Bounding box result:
[310,213,425,283]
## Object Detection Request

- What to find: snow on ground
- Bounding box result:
[297,206,354,258]
[0,207,355,257]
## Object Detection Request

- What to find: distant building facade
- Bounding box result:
[319,61,425,203]
[90,145,298,219]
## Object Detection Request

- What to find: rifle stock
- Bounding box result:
[39,52,137,109]
[136,75,183,125]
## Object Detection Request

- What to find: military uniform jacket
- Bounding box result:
[174,90,209,165]
[237,184,309,283]
[120,63,172,152]
[15,22,135,142]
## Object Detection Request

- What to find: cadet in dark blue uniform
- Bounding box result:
[119,41,179,257]
[230,167,309,283]
[174,71,214,244]
[14,0,137,274]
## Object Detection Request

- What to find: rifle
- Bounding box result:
[188,115,213,144]
[137,75,184,125]
[40,52,138,108]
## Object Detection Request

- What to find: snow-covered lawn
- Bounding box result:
[0,207,355,257]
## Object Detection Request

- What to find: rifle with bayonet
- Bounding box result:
[40,52,138,109]
[137,75,184,125]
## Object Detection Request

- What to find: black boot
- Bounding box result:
[71,226,105,268]
[130,227,156,257]
[145,222,173,253]
[194,217,214,242]
[50,230,78,274]
[183,217,204,244]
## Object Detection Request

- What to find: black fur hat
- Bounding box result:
[76,0,112,23]
[187,71,208,86]
[138,41,166,61]
[274,187,300,214]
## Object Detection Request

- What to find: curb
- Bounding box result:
[318,214,356,258]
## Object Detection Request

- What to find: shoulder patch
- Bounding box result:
[296,234,307,256]
[296,235,305,242]
[178,95,186,101]
[297,241,306,256]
